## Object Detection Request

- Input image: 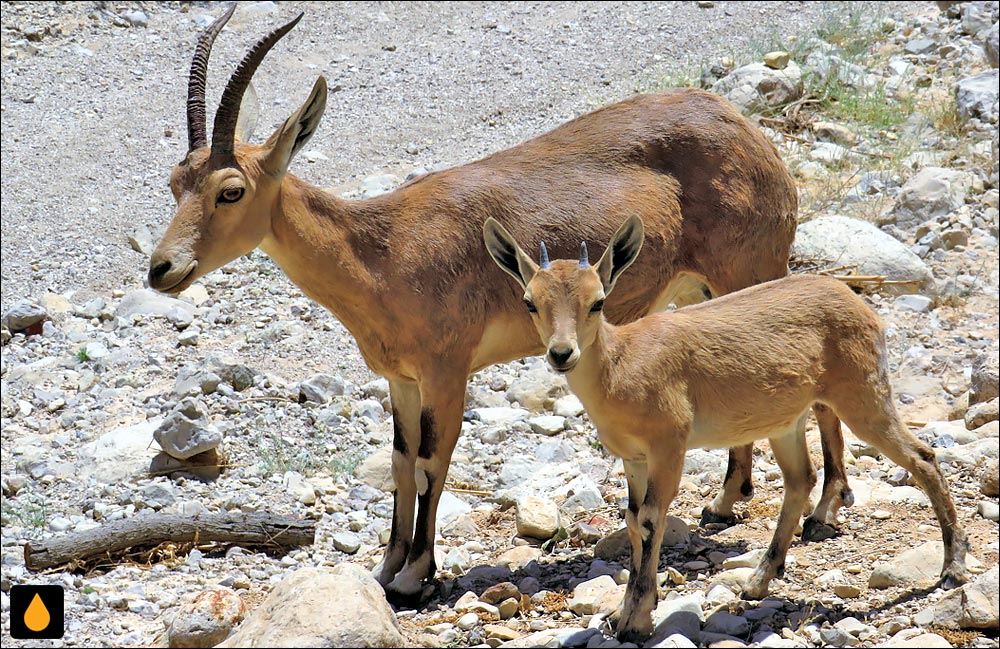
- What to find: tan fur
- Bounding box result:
[498,230,970,641]
[148,14,837,602]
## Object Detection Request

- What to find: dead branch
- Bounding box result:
[24,512,315,571]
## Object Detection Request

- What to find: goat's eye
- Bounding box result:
[590,299,605,313]
[218,187,244,204]
[524,299,537,313]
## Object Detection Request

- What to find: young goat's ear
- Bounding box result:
[596,215,644,293]
[483,218,539,290]
[261,76,327,176]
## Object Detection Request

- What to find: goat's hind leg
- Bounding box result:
[838,400,969,589]
[745,421,816,600]
[802,404,854,542]
[701,445,755,526]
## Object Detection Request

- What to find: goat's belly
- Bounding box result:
[688,408,810,449]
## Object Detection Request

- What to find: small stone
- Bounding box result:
[298,373,345,404]
[872,509,892,520]
[497,597,519,620]
[471,407,530,426]
[704,610,749,637]
[895,294,933,313]
[834,583,862,598]
[122,10,148,27]
[284,472,317,505]
[812,121,857,146]
[331,531,361,554]
[904,38,936,55]
[529,415,567,436]
[457,612,479,630]
[763,51,790,70]
[978,501,1000,522]
[168,588,246,648]
[723,548,765,569]
[2,300,46,333]
[516,495,561,539]
[481,582,520,605]
[484,624,521,641]
[496,545,542,569]
[981,459,999,497]
[553,394,585,417]
[966,399,999,430]
[154,399,222,460]
[568,576,619,615]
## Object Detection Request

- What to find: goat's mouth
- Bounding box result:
[548,359,579,374]
[152,260,198,295]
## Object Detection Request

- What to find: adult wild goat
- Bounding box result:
[483,215,969,641]
[148,5,851,602]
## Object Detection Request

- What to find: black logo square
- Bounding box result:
[10,585,64,639]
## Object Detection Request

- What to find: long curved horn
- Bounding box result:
[211,12,304,158]
[187,3,236,152]
[539,242,550,269]
[579,242,590,268]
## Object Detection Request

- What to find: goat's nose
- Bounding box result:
[149,260,172,286]
[548,346,573,366]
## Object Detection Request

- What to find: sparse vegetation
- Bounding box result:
[255,428,367,478]
[76,345,92,362]
[1,494,49,536]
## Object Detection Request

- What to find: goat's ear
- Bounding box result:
[596,215,644,293]
[234,82,260,143]
[261,76,327,176]
[483,218,539,290]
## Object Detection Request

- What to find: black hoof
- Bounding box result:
[700,507,739,528]
[801,516,839,543]
[841,488,855,508]
[385,583,432,609]
[940,568,970,590]
[616,626,652,645]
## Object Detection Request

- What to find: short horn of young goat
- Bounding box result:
[539,241,550,269]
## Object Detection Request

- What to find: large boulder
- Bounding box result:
[793,216,935,295]
[711,61,803,113]
[881,167,973,232]
[219,565,403,648]
[956,69,999,121]
[970,352,1000,405]
[928,565,999,629]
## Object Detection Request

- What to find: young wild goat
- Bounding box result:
[483,215,970,642]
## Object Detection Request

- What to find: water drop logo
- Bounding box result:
[24,593,51,631]
[10,585,64,639]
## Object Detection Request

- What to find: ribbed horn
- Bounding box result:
[211,12,304,158]
[539,242,550,269]
[187,3,236,153]
[579,242,590,268]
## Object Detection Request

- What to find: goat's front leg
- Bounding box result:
[373,380,421,587]
[384,371,466,606]
[745,429,816,599]
[615,454,681,643]
[701,444,755,526]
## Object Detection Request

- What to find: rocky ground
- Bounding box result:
[2,1,999,648]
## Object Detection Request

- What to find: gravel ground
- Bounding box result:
[3,2,998,648]
[1,0,908,313]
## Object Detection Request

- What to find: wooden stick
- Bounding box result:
[24,512,315,571]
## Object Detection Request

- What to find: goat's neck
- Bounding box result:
[259,174,387,339]
[566,318,620,410]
